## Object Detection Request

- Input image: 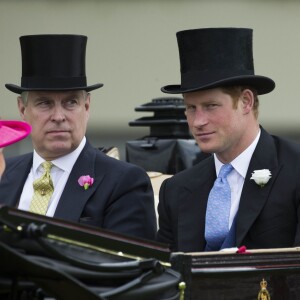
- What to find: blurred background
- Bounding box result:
[1,0,300,161]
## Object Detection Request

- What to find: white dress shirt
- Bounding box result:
[213,130,261,229]
[18,137,86,217]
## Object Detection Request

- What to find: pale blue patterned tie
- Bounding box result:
[205,164,233,251]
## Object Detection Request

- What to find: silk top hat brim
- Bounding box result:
[161,28,275,95]
[161,75,275,95]
[5,34,103,94]
[5,83,103,94]
[0,120,31,148]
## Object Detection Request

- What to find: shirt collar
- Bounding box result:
[33,136,86,174]
[214,129,261,179]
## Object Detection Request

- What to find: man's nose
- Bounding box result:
[192,109,208,127]
[51,105,66,122]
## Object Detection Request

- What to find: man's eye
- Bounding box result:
[65,99,78,106]
[185,106,195,112]
[36,101,50,106]
[206,103,218,109]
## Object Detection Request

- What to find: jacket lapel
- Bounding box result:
[236,128,281,245]
[177,156,215,252]
[54,142,104,222]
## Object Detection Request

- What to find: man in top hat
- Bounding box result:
[156,27,300,252]
[0,34,157,240]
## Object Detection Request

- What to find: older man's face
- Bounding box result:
[18,90,90,161]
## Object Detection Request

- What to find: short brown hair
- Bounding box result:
[221,86,259,119]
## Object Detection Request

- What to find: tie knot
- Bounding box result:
[42,161,53,173]
[218,164,233,179]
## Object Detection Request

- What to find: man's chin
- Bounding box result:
[46,144,74,158]
[196,142,215,154]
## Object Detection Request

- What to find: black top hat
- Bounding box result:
[161,28,275,95]
[6,34,103,94]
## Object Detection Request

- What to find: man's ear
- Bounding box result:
[17,96,26,120]
[240,89,254,114]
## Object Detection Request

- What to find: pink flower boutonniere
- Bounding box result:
[78,175,94,190]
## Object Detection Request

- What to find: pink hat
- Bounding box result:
[0,120,31,148]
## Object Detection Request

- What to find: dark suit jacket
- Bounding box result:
[157,128,300,252]
[0,141,157,240]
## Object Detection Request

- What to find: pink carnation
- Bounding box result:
[78,175,94,190]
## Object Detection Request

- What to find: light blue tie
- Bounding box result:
[205,164,233,251]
